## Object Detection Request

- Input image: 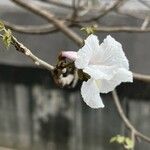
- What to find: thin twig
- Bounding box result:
[11,0,83,46]
[4,1,150,83]
[4,20,72,34]
[141,16,149,30]
[133,73,150,82]
[7,0,150,84]
[40,0,83,10]
[112,90,136,131]
[3,1,150,148]
[116,7,149,21]
[11,36,54,71]
[112,90,150,143]
[71,0,78,20]
[4,21,150,34]
[95,26,150,32]
[131,130,135,149]
[139,0,150,9]
[77,0,122,22]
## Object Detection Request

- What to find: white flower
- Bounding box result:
[75,34,133,109]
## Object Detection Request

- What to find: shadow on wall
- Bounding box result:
[39,113,71,149]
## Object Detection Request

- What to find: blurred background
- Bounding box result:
[0,0,150,150]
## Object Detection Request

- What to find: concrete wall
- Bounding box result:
[0,1,150,150]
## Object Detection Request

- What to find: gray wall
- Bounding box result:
[0,1,150,150]
[0,66,149,150]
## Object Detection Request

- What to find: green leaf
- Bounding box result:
[110,135,134,150]
[110,135,125,144]
[80,26,97,35]
[2,29,12,48]
[0,21,4,31]
[110,137,117,143]
[124,138,134,150]
[116,135,125,144]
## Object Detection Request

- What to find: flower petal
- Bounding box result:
[81,78,104,108]
[83,65,117,80]
[75,34,100,69]
[99,35,129,69]
[61,51,77,61]
[98,68,133,93]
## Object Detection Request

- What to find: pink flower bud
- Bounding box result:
[61,51,77,61]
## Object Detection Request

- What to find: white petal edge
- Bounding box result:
[99,35,129,69]
[81,78,104,108]
[75,34,100,69]
[98,68,133,93]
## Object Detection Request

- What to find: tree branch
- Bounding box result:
[11,36,54,71]
[5,1,150,84]
[77,0,122,22]
[133,73,150,83]
[4,20,72,34]
[95,26,150,32]
[4,20,150,34]
[11,0,83,46]
[40,0,83,10]
[139,0,150,9]
[2,1,150,148]
[141,16,149,30]
[116,7,149,21]
[112,90,150,144]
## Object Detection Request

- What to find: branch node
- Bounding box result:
[25,50,31,56]
[35,61,40,66]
